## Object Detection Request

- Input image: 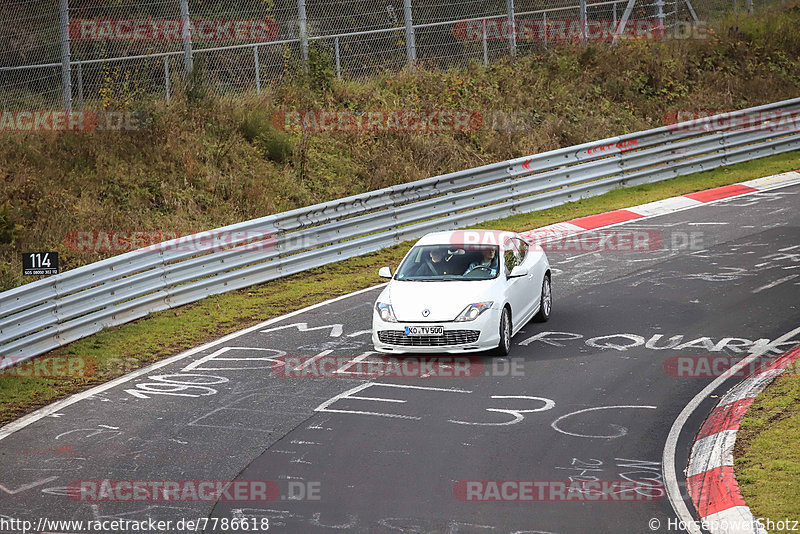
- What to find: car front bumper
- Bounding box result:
[371,308,501,354]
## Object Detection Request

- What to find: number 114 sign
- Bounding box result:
[22,252,59,276]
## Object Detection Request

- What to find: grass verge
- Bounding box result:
[1,150,798,425]
[734,359,800,531]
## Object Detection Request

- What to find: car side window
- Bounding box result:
[503,249,517,273]
[515,238,528,264]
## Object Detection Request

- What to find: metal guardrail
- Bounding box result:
[2,97,799,364]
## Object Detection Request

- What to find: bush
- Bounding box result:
[239,111,294,164]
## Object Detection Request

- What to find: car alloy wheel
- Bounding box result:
[496,307,511,356]
[534,275,551,322]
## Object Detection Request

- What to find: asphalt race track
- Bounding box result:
[1,184,799,534]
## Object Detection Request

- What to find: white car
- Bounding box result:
[372,230,551,355]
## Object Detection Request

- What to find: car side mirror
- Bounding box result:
[378,267,393,279]
[508,265,528,278]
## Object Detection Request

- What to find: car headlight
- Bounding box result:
[375,302,398,322]
[454,302,493,322]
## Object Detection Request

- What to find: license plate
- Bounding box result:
[404,326,444,336]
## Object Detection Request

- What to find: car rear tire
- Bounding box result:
[533,275,552,323]
[495,307,511,356]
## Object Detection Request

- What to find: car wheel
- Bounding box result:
[495,307,512,356]
[533,275,552,322]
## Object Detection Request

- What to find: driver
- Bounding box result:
[464,248,496,274]
[465,247,497,273]
[417,248,448,276]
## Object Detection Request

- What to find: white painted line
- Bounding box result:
[292,350,334,371]
[347,396,406,403]
[181,346,287,372]
[0,283,386,442]
[262,322,344,337]
[752,274,799,293]
[334,353,371,375]
[662,325,800,534]
[550,405,657,439]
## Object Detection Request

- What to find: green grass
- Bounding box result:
[734,360,800,532]
[1,150,798,425]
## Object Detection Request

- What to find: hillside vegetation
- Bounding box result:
[1,5,799,290]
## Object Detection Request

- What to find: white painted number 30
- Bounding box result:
[449,395,556,426]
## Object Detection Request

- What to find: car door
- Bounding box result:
[512,237,539,321]
[502,238,532,331]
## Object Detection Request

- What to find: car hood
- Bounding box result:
[384,280,496,322]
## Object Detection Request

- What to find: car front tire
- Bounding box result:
[533,274,552,322]
[495,306,512,356]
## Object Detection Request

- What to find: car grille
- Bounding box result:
[378,330,481,346]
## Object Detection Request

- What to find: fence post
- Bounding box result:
[746,0,752,14]
[579,0,587,42]
[334,37,342,80]
[403,0,417,68]
[655,0,665,28]
[254,45,261,94]
[543,12,548,48]
[506,0,517,56]
[59,0,72,112]
[482,19,488,66]
[76,61,83,110]
[164,57,171,102]
[179,0,193,73]
[298,0,309,62]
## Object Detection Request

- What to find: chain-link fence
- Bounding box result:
[0,0,754,110]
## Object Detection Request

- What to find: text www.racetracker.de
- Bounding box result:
[0,516,271,533]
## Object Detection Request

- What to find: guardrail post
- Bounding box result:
[334,37,342,80]
[298,0,309,62]
[164,57,171,102]
[179,0,194,73]
[59,0,72,112]
[506,0,517,56]
[254,45,261,94]
[403,0,417,69]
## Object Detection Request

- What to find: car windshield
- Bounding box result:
[394,244,500,281]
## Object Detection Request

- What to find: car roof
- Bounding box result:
[414,230,522,249]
